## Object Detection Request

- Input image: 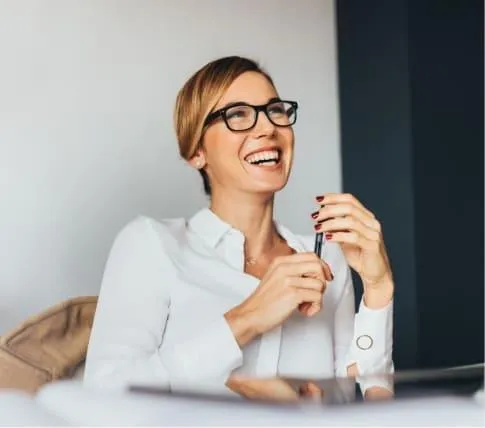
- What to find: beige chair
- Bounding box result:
[0,296,97,394]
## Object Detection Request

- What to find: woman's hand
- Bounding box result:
[226,376,299,402]
[225,253,333,347]
[312,193,394,307]
[298,381,325,402]
[226,376,325,403]
[364,386,394,402]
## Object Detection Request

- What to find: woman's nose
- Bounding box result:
[251,111,276,138]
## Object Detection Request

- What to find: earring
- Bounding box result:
[195,160,202,169]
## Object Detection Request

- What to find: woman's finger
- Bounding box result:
[298,301,313,314]
[313,202,380,232]
[325,231,379,251]
[321,260,334,282]
[289,276,326,293]
[301,261,333,282]
[299,382,325,401]
[277,260,327,282]
[302,302,321,317]
[316,216,380,242]
[266,252,325,277]
[294,289,323,315]
[316,193,375,219]
[291,277,325,316]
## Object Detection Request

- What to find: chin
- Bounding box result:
[250,178,289,196]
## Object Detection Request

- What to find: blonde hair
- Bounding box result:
[174,56,274,195]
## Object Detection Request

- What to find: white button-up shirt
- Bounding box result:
[84,208,393,394]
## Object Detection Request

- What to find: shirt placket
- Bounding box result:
[226,229,282,378]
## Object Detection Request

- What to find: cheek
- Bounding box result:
[204,126,244,165]
[278,128,295,152]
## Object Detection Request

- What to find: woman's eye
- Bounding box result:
[268,104,286,115]
[226,108,250,120]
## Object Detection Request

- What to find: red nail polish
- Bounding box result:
[316,195,325,202]
[325,233,333,240]
[315,223,321,230]
[311,211,319,219]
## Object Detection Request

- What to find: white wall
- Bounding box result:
[0,0,341,333]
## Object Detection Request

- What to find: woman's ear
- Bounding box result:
[188,149,206,170]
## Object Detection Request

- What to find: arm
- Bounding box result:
[333,263,394,395]
[311,192,395,396]
[83,217,243,392]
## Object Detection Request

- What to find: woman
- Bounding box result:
[84,56,394,399]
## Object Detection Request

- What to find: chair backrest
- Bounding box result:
[0,297,97,393]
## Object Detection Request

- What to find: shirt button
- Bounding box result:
[356,335,373,350]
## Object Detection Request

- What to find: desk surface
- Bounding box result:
[31,365,484,426]
[129,363,484,406]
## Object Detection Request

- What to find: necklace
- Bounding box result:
[244,232,292,267]
[245,256,257,266]
[245,245,297,266]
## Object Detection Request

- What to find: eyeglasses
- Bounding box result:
[203,99,298,132]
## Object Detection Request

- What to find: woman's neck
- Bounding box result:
[209,191,281,259]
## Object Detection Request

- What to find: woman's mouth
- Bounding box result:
[244,149,282,167]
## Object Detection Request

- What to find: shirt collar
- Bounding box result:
[188,208,235,248]
[188,207,306,252]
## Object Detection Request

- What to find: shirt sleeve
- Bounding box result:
[83,217,243,393]
[333,263,394,393]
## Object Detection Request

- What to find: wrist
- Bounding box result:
[363,277,394,309]
[224,305,259,347]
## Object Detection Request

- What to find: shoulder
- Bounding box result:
[101,215,190,294]
[108,215,189,260]
[114,215,187,242]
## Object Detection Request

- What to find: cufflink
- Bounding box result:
[356,335,373,350]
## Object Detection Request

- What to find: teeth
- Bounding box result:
[245,150,280,165]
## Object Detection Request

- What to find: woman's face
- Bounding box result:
[193,71,295,197]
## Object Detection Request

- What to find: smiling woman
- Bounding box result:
[84,56,395,399]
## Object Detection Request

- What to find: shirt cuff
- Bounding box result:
[345,298,394,377]
[160,315,243,393]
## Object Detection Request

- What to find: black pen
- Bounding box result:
[314,231,323,258]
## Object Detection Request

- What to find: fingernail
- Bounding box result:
[315,223,321,230]
[316,195,325,202]
[325,233,333,239]
[311,211,319,219]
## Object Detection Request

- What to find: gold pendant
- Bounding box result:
[245,257,257,266]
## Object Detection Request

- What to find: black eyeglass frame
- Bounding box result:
[203,99,299,132]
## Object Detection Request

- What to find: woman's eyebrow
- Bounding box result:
[218,100,248,110]
[267,97,281,104]
[218,97,282,110]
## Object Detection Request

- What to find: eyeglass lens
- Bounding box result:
[224,101,296,131]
